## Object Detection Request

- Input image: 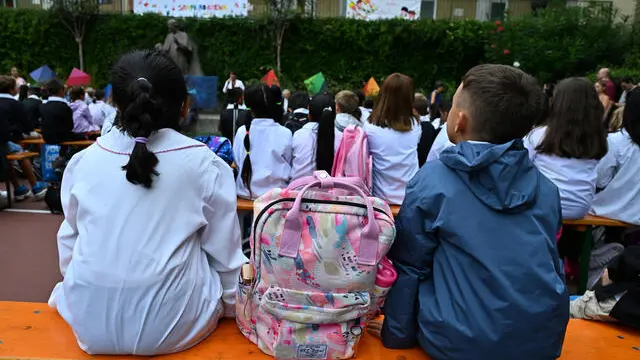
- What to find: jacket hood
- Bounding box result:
[439,139,539,213]
[335,113,362,132]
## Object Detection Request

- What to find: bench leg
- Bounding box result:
[4,179,11,209]
[578,227,594,294]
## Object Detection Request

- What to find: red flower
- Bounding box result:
[503,49,510,55]
[497,26,504,32]
[491,44,496,48]
[495,20,502,26]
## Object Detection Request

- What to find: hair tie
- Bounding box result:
[323,107,333,112]
[246,151,250,155]
[137,77,149,83]
[134,137,148,144]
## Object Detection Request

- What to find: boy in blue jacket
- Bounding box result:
[369,64,569,360]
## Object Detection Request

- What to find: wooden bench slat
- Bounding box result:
[19,138,45,146]
[236,198,632,227]
[60,140,94,147]
[6,152,40,161]
[0,302,429,359]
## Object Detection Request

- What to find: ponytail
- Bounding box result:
[121,78,159,188]
[309,94,336,172]
[240,114,253,194]
[315,107,335,172]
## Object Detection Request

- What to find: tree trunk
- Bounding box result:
[76,38,84,71]
[276,24,286,76]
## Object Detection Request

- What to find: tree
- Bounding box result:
[267,0,315,75]
[50,0,99,71]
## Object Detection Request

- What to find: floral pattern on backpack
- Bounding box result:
[236,172,396,359]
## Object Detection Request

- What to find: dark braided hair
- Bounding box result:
[110,50,187,188]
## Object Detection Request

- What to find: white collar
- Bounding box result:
[28,94,40,100]
[293,108,309,115]
[226,103,247,110]
[302,121,319,129]
[97,128,206,155]
[47,96,68,104]
[0,93,17,101]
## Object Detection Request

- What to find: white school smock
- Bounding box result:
[48,128,246,355]
[524,126,598,220]
[590,130,640,225]
[233,118,292,199]
[291,122,319,180]
[426,126,454,163]
[364,120,422,205]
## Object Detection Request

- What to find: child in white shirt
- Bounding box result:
[48,50,246,355]
[291,94,335,180]
[365,73,422,205]
[233,85,292,199]
[523,77,608,220]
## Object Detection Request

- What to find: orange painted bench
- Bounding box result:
[236,198,633,226]
[19,138,45,146]
[1,302,639,359]
[0,301,429,359]
[60,140,94,148]
[5,152,39,162]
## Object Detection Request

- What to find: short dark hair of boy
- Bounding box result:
[226,87,243,105]
[0,75,16,94]
[355,90,366,106]
[70,86,85,102]
[622,76,634,85]
[95,89,106,100]
[413,95,429,116]
[460,64,542,143]
[288,91,310,110]
[363,98,374,109]
[46,79,64,96]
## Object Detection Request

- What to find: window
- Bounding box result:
[490,1,506,20]
[421,0,436,19]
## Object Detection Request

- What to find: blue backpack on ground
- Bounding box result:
[194,135,234,166]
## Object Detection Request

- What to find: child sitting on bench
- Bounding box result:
[0,75,47,200]
[48,50,246,355]
[369,65,569,360]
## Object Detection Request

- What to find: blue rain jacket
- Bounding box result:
[382,140,569,360]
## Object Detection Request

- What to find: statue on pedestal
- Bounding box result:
[156,19,203,76]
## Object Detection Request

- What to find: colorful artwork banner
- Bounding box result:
[346,0,421,20]
[134,0,248,18]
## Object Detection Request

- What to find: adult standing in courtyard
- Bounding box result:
[597,68,617,103]
[222,72,245,94]
[10,67,26,91]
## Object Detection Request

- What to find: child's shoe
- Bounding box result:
[14,185,32,201]
[32,182,48,201]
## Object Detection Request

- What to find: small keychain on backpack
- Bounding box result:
[240,263,254,285]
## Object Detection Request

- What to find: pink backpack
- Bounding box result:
[236,171,396,359]
[332,125,372,192]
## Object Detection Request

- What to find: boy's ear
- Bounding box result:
[454,110,469,136]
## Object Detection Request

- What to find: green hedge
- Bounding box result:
[0,7,635,94]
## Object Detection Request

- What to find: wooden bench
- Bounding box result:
[0,301,429,359]
[5,152,40,162]
[19,138,45,146]
[0,302,639,359]
[60,140,94,147]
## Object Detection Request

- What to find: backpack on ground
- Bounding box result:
[236,171,396,359]
[194,135,234,166]
[284,112,309,134]
[45,183,63,214]
[332,125,372,192]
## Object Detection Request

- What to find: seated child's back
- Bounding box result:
[381,65,568,360]
[524,78,608,220]
[41,79,84,144]
[233,85,292,199]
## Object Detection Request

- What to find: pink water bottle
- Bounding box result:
[373,257,397,311]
